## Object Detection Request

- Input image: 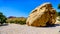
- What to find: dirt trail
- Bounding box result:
[0,24,60,34]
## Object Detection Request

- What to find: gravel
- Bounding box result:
[0,24,60,34]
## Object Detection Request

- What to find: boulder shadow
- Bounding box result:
[55,24,60,26]
[40,24,60,28]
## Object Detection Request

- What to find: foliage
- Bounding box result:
[0,12,7,25]
[6,17,26,25]
[58,4,60,9]
[58,4,60,16]
[57,12,60,16]
[15,20,26,25]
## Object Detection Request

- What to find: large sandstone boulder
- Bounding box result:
[26,2,57,27]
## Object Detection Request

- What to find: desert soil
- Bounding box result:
[0,24,60,34]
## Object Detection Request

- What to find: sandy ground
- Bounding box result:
[0,24,60,34]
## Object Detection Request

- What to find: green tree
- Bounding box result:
[58,12,60,16]
[0,12,7,25]
[58,4,60,16]
[58,4,60,9]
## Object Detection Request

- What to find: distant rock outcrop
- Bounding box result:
[8,16,16,18]
[26,2,57,27]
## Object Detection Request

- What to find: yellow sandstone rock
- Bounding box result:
[26,2,57,27]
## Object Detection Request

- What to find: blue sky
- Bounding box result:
[0,0,60,17]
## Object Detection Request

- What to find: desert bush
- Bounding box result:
[0,12,7,25]
[58,12,60,16]
[15,20,26,25]
[58,4,60,9]
[6,17,26,25]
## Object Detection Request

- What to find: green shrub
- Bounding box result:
[0,12,7,25]
[6,17,26,25]
[15,20,26,25]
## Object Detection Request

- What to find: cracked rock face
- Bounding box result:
[26,3,57,27]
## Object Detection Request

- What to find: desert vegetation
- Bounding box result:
[0,12,26,25]
[58,4,60,16]
[0,12,7,25]
[6,17,26,25]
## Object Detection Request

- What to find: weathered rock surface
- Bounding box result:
[26,2,57,27]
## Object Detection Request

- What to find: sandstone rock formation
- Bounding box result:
[26,2,57,27]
